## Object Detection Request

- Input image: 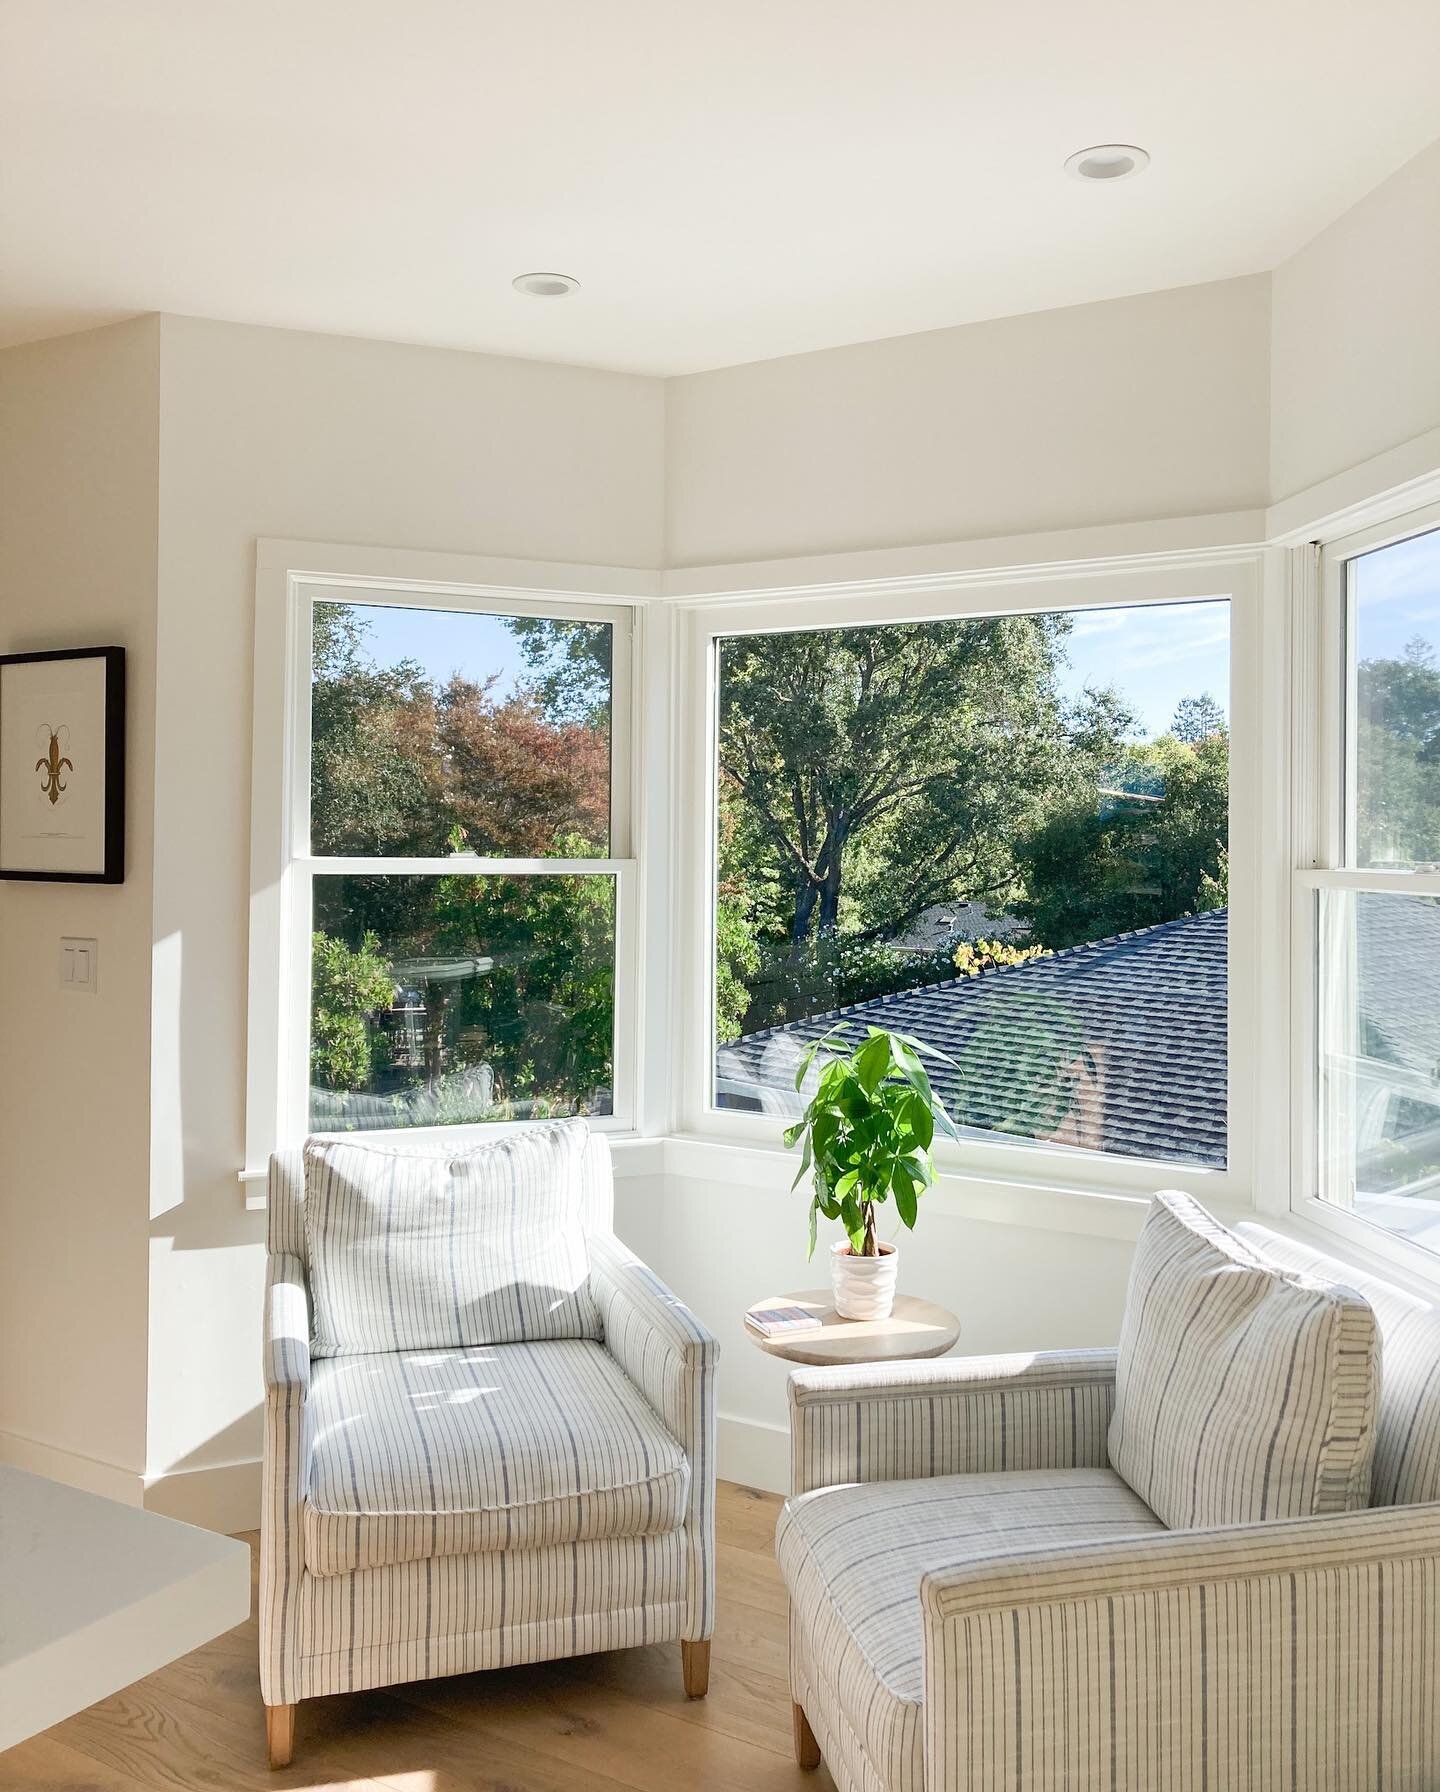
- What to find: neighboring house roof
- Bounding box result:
[1355,892,1440,1080]
[717,907,1229,1170]
[885,900,1030,953]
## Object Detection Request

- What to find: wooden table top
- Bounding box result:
[745,1290,961,1366]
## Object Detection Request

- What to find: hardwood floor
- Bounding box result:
[1,1482,835,1792]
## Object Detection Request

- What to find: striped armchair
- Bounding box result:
[259,1123,717,1768]
[780,1219,1440,1792]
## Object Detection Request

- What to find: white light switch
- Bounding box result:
[61,937,98,994]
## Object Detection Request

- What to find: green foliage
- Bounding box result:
[715,896,761,1042]
[718,616,1131,965]
[1172,692,1227,744]
[737,938,963,1036]
[1355,638,1440,867]
[783,1026,957,1257]
[505,616,613,725]
[1015,732,1228,949]
[311,930,395,1090]
[953,938,1051,977]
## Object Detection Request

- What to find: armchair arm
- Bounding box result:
[788,1348,1118,1494]
[920,1503,1440,1792]
[588,1231,719,1638]
[259,1251,312,1706]
[263,1249,310,1396]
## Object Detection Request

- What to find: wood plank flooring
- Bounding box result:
[1,1482,835,1792]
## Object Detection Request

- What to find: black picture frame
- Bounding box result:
[0,646,126,884]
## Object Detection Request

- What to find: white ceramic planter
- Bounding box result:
[830,1239,899,1321]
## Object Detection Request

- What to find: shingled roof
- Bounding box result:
[716,907,1229,1170]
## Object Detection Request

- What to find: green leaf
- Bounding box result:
[807,1197,819,1259]
[893,1176,918,1229]
[854,1032,892,1094]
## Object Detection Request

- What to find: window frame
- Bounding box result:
[242,545,650,1190]
[673,550,1269,1208]
[1291,496,1440,1271]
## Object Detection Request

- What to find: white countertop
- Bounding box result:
[0,1464,252,1751]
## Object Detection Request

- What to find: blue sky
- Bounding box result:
[327,594,1234,742]
[341,601,532,698]
[1352,529,1440,664]
[1055,600,1229,738]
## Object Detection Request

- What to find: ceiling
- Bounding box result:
[2,1,1438,377]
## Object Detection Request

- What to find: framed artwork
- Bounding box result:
[0,647,126,883]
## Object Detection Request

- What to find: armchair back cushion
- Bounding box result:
[1109,1191,1380,1529]
[304,1119,603,1357]
[1236,1221,1440,1507]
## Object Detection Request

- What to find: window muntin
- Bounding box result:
[300,595,627,1136]
[710,598,1231,1170]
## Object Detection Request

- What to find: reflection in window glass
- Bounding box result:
[310,601,613,858]
[1351,526,1440,869]
[712,601,1230,1169]
[310,873,615,1131]
[1319,889,1440,1254]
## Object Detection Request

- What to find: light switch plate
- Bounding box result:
[60,937,98,994]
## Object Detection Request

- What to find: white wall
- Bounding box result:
[666,275,1271,567]
[1271,138,1440,505]
[0,318,159,1499]
[144,317,666,1520]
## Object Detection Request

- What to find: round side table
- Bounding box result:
[745,1290,960,1366]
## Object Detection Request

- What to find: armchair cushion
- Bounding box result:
[303,1338,688,1575]
[304,1120,602,1357]
[1109,1191,1380,1529]
[778,1469,1164,1792]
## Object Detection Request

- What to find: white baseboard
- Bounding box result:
[0,1428,145,1506]
[716,1411,789,1495]
[144,1458,262,1534]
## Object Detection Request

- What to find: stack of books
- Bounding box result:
[744,1302,823,1340]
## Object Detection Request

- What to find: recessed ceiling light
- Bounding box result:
[1065,144,1150,183]
[512,271,581,298]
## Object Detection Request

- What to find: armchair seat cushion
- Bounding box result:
[303,1339,689,1576]
[778,1469,1164,1792]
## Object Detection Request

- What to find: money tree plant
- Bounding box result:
[784,1024,958,1257]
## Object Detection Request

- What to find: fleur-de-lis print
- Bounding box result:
[35,727,73,806]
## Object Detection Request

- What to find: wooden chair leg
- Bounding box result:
[680,1638,710,1698]
[793,1701,821,1770]
[265,1703,295,1770]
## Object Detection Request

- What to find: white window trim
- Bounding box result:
[671,546,1277,1214]
[1288,495,1440,1278]
[241,540,659,1197]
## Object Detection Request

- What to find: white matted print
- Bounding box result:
[0,648,125,882]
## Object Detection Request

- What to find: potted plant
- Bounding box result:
[784,1024,958,1320]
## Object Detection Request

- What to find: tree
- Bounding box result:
[311,930,395,1090]
[1355,637,1440,866]
[308,605,617,1116]
[1015,732,1228,948]
[718,616,1129,953]
[1172,692,1227,744]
